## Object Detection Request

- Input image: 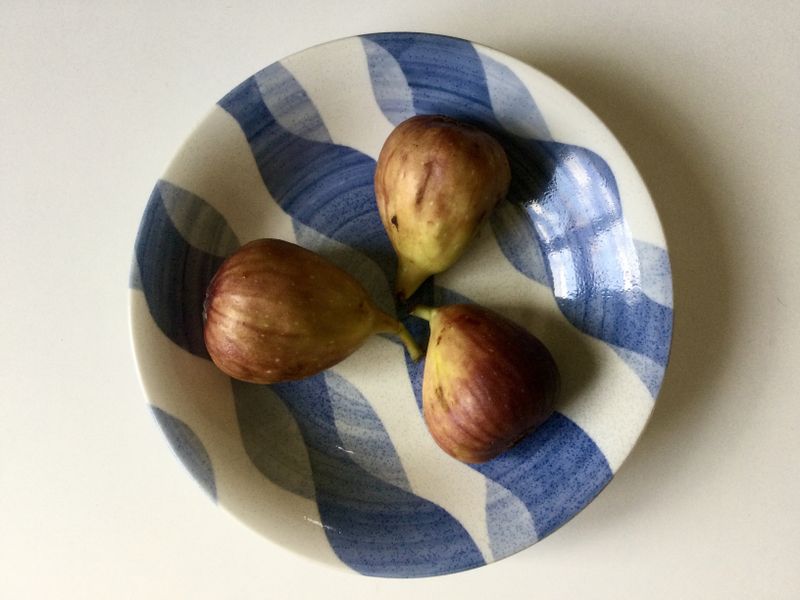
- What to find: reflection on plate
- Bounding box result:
[129,32,673,577]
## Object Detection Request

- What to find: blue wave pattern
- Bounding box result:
[232,380,316,500]
[484,479,538,557]
[133,180,237,358]
[219,62,397,283]
[475,414,611,539]
[269,374,485,577]
[323,371,412,492]
[529,143,672,366]
[478,52,551,140]
[362,33,673,395]
[489,200,549,285]
[634,239,673,309]
[150,405,217,501]
[362,38,415,126]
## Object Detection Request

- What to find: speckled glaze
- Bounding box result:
[129,32,673,577]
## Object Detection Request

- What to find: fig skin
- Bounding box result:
[203,238,420,383]
[412,304,559,463]
[374,115,511,299]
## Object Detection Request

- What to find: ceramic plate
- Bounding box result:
[129,32,673,577]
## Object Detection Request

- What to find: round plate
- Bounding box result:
[129,32,673,577]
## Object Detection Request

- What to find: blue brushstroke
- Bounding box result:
[133,181,234,358]
[232,380,316,500]
[270,374,484,577]
[477,51,551,140]
[255,63,331,144]
[521,143,672,367]
[634,239,673,309]
[218,63,397,284]
[362,37,416,126]
[485,479,538,558]
[150,405,217,501]
[492,188,671,392]
[611,345,666,398]
[158,180,240,258]
[489,199,549,285]
[473,413,612,539]
[363,33,497,123]
[324,371,411,492]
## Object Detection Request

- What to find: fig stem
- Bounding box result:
[410,305,435,322]
[396,325,423,361]
[373,310,423,361]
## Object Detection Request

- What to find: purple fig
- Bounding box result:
[412,304,559,463]
[203,238,420,383]
[374,115,511,299]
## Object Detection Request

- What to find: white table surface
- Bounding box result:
[2,2,798,598]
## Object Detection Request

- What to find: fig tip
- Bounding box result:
[394,259,432,300]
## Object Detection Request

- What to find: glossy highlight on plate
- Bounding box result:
[129,32,673,577]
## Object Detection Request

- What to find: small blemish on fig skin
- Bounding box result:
[391,215,399,229]
[434,385,449,412]
[415,161,435,206]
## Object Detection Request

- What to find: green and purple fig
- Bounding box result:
[203,238,421,383]
[374,115,511,299]
[412,304,559,463]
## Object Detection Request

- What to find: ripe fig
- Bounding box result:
[412,304,559,463]
[375,115,511,299]
[203,238,421,383]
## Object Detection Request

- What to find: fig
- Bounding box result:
[412,304,559,463]
[375,115,511,299]
[203,238,421,383]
